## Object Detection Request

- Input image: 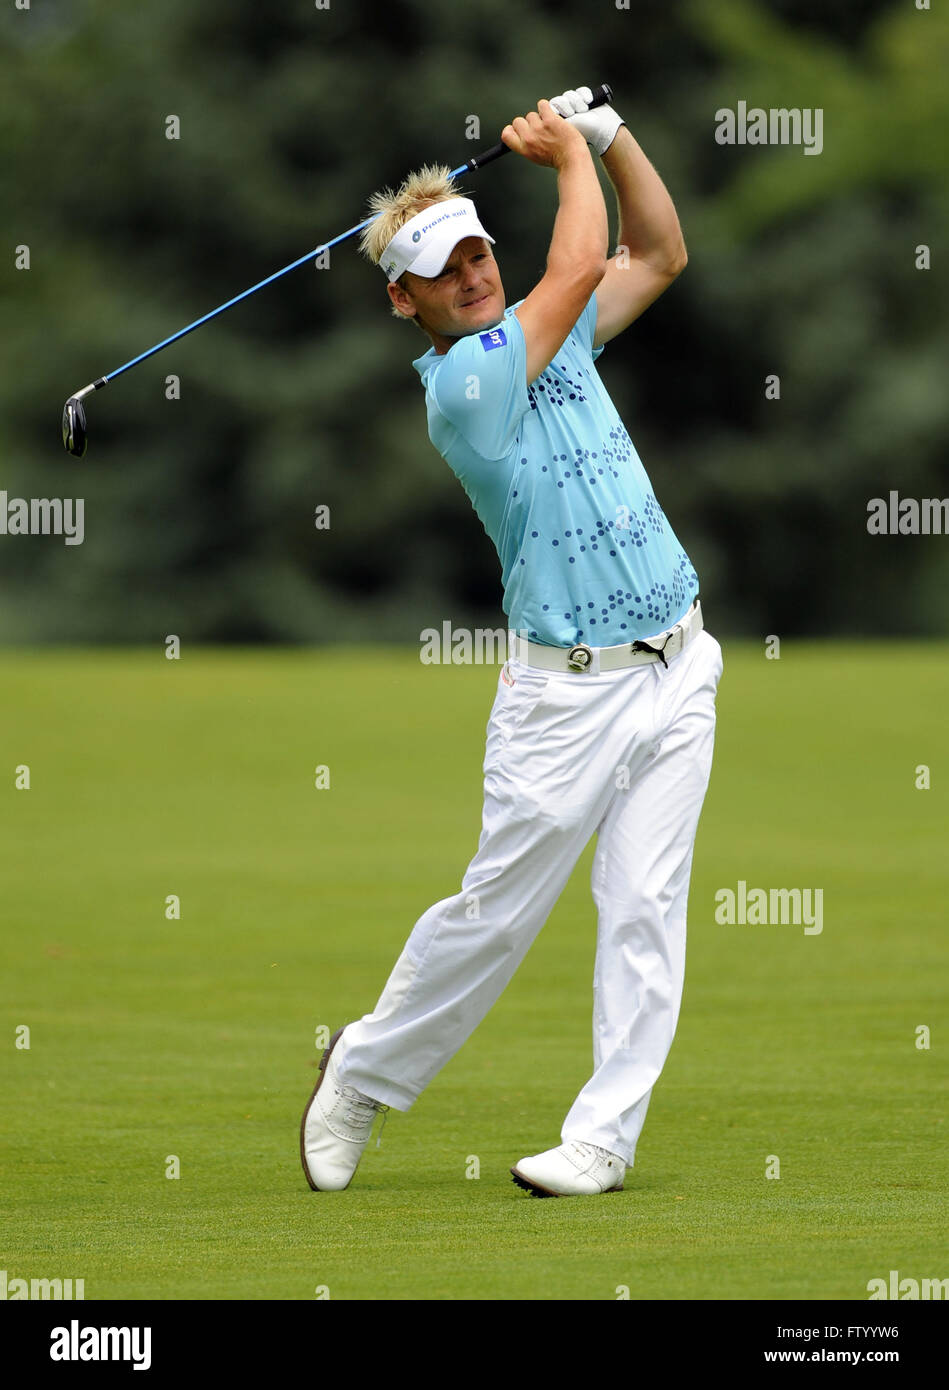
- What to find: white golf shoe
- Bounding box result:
[300,1026,388,1191]
[511,1140,626,1197]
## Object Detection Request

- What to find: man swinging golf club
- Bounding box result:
[300,86,723,1197]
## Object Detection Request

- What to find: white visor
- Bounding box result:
[380,198,495,283]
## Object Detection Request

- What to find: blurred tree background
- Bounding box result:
[1,0,947,643]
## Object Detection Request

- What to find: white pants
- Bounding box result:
[334,628,723,1166]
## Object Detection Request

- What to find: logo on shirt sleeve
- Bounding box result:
[479,328,507,351]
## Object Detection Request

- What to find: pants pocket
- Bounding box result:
[485,666,550,769]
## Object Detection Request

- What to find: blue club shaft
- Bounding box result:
[102,183,461,385]
[88,85,611,390]
[101,216,379,385]
[100,178,469,386]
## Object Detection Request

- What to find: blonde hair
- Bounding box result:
[360,164,466,325]
[359,164,464,266]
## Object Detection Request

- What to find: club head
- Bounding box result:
[62,396,88,457]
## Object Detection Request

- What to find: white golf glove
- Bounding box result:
[548,85,625,156]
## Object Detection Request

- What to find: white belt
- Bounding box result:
[508,599,703,675]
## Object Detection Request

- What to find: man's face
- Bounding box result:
[387,236,505,351]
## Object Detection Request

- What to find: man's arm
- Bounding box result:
[500,101,608,384]
[593,126,687,348]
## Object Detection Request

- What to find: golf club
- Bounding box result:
[61,85,613,457]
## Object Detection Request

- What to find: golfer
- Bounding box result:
[301,88,723,1197]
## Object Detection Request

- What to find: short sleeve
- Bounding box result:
[427,316,531,461]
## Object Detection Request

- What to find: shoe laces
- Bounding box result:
[340,1086,390,1148]
[569,1140,619,1168]
[567,1140,595,1161]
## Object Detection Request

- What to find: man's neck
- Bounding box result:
[430,331,461,356]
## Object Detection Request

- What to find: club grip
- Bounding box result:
[464,84,614,172]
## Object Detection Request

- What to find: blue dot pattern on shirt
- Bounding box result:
[412,293,698,646]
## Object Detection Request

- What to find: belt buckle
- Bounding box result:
[567,643,594,673]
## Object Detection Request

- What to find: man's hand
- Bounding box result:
[548,86,625,156]
[500,99,590,169]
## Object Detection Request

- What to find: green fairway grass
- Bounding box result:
[1,643,947,1300]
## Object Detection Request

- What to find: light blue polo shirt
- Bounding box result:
[412,294,698,646]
